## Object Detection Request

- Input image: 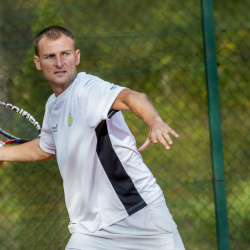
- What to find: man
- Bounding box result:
[0,26,185,250]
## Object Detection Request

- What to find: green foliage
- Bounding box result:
[0,0,249,249]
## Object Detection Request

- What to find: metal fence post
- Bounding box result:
[200,0,230,249]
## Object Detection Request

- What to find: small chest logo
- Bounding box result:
[110,85,117,90]
[68,113,73,127]
[52,124,58,132]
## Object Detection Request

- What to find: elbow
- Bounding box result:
[129,91,147,99]
[32,151,55,162]
[131,91,148,102]
[138,92,148,100]
[46,153,55,161]
[126,91,148,104]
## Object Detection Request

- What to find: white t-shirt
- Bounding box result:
[40,72,162,233]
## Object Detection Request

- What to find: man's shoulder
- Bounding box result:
[73,72,103,91]
[76,72,100,82]
[74,72,111,94]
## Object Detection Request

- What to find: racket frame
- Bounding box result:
[0,101,41,145]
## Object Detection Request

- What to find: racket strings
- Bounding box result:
[0,106,40,140]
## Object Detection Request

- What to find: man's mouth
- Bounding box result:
[54,70,66,74]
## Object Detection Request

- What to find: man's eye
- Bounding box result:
[64,52,70,56]
[46,55,53,59]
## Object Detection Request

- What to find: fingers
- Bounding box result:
[157,132,172,150]
[138,138,152,152]
[138,123,179,152]
[167,127,179,139]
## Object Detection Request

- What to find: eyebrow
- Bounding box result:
[42,49,73,57]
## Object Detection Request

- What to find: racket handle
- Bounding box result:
[0,139,28,146]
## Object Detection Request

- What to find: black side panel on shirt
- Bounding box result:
[95,119,147,216]
[107,109,119,119]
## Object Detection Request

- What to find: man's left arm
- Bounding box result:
[111,89,179,152]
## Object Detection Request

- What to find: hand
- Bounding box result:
[0,141,4,165]
[138,121,179,152]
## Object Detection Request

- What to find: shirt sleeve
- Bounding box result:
[39,103,56,155]
[79,78,126,127]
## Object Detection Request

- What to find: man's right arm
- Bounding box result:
[0,138,55,165]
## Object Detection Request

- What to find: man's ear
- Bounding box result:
[34,56,42,70]
[75,49,80,66]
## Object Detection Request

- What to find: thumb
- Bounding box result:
[138,138,153,152]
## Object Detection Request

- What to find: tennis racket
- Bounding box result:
[0,101,41,146]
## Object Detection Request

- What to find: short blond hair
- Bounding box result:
[34,26,76,56]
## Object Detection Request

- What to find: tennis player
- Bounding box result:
[0,26,185,250]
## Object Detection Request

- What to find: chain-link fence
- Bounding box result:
[213,1,250,249]
[0,1,249,249]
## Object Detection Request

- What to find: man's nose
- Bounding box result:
[55,56,64,67]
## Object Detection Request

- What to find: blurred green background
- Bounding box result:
[0,0,249,249]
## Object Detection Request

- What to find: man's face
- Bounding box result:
[34,34,80,96]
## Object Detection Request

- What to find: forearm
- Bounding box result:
[0,138,55,162]
[112,89,179,151]
[112,89,162,127]
[127,92,163,127]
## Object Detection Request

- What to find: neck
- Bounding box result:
[50,73,77,97]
